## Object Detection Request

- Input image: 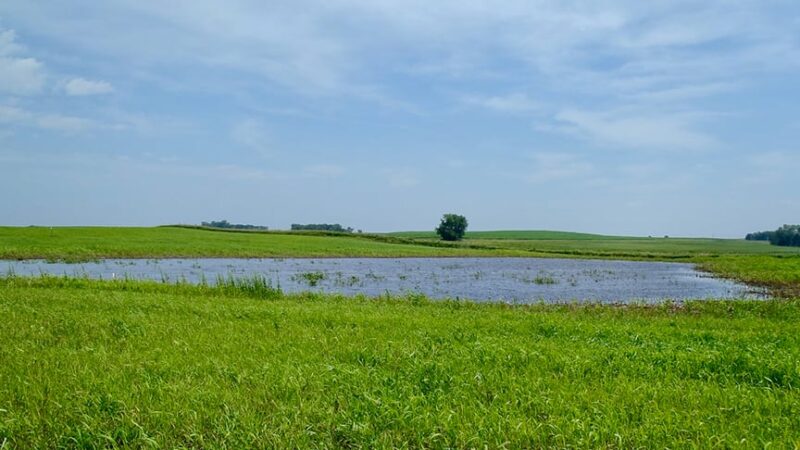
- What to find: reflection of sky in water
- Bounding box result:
[0,257,764,303]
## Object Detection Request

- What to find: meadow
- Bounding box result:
[1,276,800,448]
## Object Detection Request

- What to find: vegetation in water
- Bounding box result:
[533,275,559,285]
[292,271,327,287]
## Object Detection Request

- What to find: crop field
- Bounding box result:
[0,226,529,262]
[388,230,634,240]
[1,276,800,448]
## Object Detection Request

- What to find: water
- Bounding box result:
[0,257,763,303]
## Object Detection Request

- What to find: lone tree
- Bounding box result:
[435,213,468,241]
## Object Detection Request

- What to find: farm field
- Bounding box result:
[387,230,635,240]
[0,226,529,262]
[1,276,800,448]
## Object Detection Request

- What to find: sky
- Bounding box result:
[0,1,798,237]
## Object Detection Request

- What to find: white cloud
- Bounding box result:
[231,119,272,157]
[554,108,718,152]
[0,103,96,133]
[462,93,539,114]
[0,56,45,95]
[64,77,114,95]
[0,28,45,95]
[0,105,32,123]
[2,1,797,107]
[627,83,737,103]
[0,29,24,55]
[36,114,95,132]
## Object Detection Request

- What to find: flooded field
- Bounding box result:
[0,257,763,303]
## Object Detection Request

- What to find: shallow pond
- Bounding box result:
[0,257,764,303]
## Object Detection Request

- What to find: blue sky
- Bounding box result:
[1,1,798,236]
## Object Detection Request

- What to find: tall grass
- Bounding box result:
[0,273,282,301]
[1,278,799,447]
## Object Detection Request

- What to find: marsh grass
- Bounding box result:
[533,275,558,285]
[291,271,327,287]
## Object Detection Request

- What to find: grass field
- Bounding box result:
[0,226,528,262]
[388,230,633,240]
[1,276,799,448]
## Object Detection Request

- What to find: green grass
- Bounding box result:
[699,255,800,298]
[464,237,800,258]
[0,226,528,262]
[1,277,800,448]
[389,229,630,240]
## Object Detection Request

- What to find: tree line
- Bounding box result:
[291,223,355,233]
[745,225,800,247]
[201,220,269,230]
[745,230,773,241]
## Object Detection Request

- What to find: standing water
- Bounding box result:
[0,257,764,303]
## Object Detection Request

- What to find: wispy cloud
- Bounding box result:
[0,29,44,95]
[0,29,23,55]
[462,93,539,114]
[36,114,96,132]
[0,105,31,123]
[553,108,718,152]
[0,104,97,133]
[3,1,797,107]
[231,119,272,157]
[63,77,114,96]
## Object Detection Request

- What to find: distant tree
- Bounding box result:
[290,223,353,233]
[435,214,468,241]
[769,224,800,247]
[745,230,774,241]
[201,220,268,230]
